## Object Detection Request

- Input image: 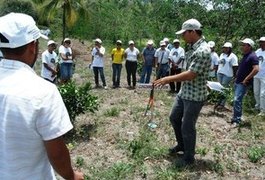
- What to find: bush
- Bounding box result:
[58,81,99,125]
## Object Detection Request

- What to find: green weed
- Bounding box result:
[247,146,265,163]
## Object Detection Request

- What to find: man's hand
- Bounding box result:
[73,171,84,180]
[153,77,169,87]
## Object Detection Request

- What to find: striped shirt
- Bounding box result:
[179,38,211,101]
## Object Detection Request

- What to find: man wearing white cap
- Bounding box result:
[91,38,107,89]
[231,38,259,127]
[59,37,74,84]
[140,39,156,83]
[207,41,219,79]
[163,37,173,50]
[154,18,211,167]
[0,13,83,179]
[154,40,170,79]
[254,37,265,116]
[41,40,58,83]
[169,38,185,93]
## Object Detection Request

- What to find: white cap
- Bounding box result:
[208,41,215,48]
[147,40,153,45]
[163,37,169,42]
[173,39,180,43]
[160,40,166,46]
[128,40,134,45]
[64,38,71,42]
[259,37,265,42]
[241,38,255,48]
[94,38,102,44]
[47,40,56,46]
[176,18,202,35]
[222,42,232,48]
[116,40,122,44]
[0,12,48,48]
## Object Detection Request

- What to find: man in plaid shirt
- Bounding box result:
[154,19,211,167]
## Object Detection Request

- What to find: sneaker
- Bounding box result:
[168,145,184,155]
[175,157,195,168]
[231,122,239,128]
[103,86,108,90]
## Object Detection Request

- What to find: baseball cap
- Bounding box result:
[208,41,215,48]
[176,18,202,35]
[64,38,71,43]
[94,38,102,44]
[47,40,56,46]
[160,41,166,46]
[128,40,134,45]
[173,39,180,43]
[147,40,153,45]
[0,12,48,48]
[163,37,169,42]
[240,38,255,48]
[259,37,265,42]
[222,42,232,48]
[116,40,122,44]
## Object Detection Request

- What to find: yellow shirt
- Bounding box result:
[111,48,124,64]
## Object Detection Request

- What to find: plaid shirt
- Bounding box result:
[179,38,211,101]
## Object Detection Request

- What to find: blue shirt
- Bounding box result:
[142,47,156,66]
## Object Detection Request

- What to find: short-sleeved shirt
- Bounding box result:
[180,38,211,102]
[169,47,185,69]
[254,48,265,79]
[154,48,170,64]
[41,50,58,81]
[0,59,73,179]
[217,53,238,77]
[59,45,73,63]
[142,47,156,66]
[111,48,124,64]
[125,47,140,62]
[92,46,105,67]
[209,51,219,77]
[236,52,259,85]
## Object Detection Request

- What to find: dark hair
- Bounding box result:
[0,44,28,56]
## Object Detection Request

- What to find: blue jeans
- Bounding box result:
[217,73,233,106]
[60,63,73,81]
[93,67,106,86]
[112,63,122,87]
[232,83,248,123]
[156,64,169,79]
[169,95,204,160]
[140,65,152,83]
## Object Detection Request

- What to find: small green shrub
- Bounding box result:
[247,146,265,163]
[76,156,85,168]
[104,107,120,117]
[58,81,99,125]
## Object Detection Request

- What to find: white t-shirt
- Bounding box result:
[59,45,73,63]
[154,48,170,64]
[41,50,58,81]
[169,47,185,69]
[0,59,73,180]
[125,47,140,62]
[217,52,238,77]
[91,46,105,67]
[209,51,219,77]
[254,48,265,79]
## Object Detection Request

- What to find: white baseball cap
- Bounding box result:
[128,40,134,45]
[173,39,180,43]
[160,40,166,46]
[94,38,102,44]
[259,37,265,42]
[222,42,232,48]
[176,18,202,35]
[116,40,122,44]
[64,38,71,42]
[163,37,169,42]
[147,40,153,45]
[47,40,56,46]
[241,38,255,48]
[0,12,48,48]
[208,41,215,48]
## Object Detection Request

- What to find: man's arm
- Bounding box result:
[154,70,197,86]
[43,63,57,76]
[242,65,259,85]
[44,137,84,180]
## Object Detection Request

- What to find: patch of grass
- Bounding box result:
[247,146,265,163]
[104,107,120,117]
[154,166,182,180]
[75,156,85,168]
[196,147,208,157]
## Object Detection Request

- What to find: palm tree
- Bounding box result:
[33,0,88,41]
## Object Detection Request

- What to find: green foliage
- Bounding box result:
[75,156,85,168]
[247,146,265,163]
[104,107,120,117]
[58,81,99,124]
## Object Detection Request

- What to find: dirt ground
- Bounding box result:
[41,40,264,179]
